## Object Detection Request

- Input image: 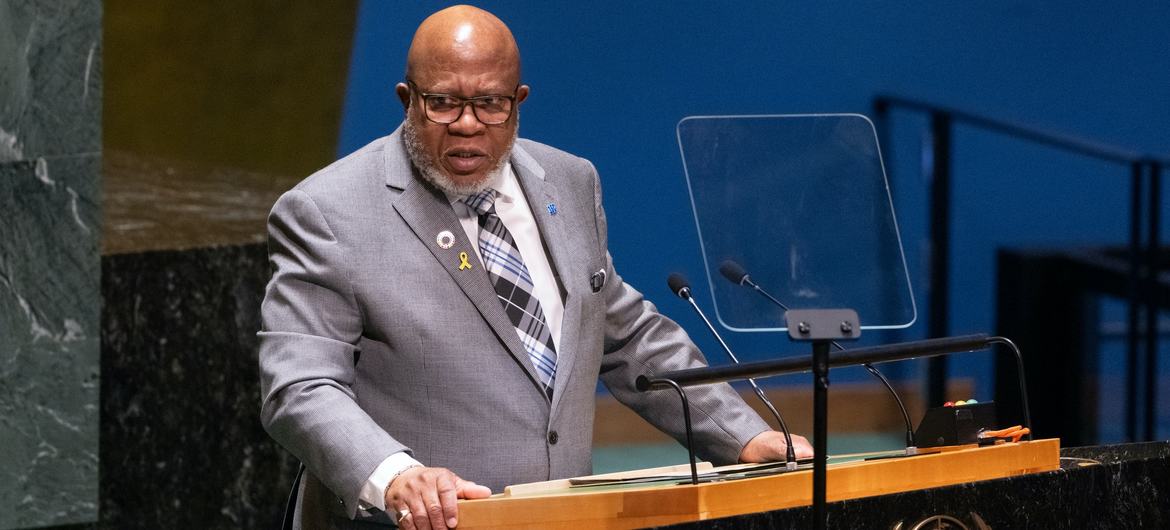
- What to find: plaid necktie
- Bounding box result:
[464,188,557,395]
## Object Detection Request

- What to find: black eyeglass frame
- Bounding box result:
[406,79,520,125]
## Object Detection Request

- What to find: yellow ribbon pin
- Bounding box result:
[458,251,472,270]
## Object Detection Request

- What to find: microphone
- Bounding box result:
[719,260,789,310]
[718,260,919,454]
[718,259,750,285]
[666,273,691,300]
[667,273,799,469]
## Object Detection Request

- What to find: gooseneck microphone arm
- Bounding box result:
[987,336,1033,441]
[719,260,918,452]
[860,364,915,449]
[667,273,799,468]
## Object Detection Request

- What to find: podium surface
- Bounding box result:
[457,439,1059,529]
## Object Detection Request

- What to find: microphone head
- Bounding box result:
[719,260,749,285]
[666,273,692,299]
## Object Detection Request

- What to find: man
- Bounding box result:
[259,6,811,529]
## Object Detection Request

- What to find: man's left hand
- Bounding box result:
[739,430,814,462]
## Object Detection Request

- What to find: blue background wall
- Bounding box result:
[337,1,1170,441]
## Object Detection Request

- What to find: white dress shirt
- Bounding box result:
[358,162,565,509]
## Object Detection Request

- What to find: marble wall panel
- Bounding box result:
[0,157,101,527]
[0,1,101,161]
[0,0,101,527]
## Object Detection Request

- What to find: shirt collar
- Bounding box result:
[446,161,517,210]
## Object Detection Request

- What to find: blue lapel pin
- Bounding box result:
[547,203,558,215]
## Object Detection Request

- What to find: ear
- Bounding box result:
[515,84,530,105]
[395,83,411,110]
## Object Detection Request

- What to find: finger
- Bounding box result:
[406,495,431,530]
[407,482,435,530]
[418,477,447,530]
[390,504,405,527]
[437,473,460,528]
[792,436,814,459]
[456,479,492,499]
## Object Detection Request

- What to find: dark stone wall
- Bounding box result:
[0,1,101,527]
[99,243,298,529]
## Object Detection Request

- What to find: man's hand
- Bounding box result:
[739,430,814,462]
[386,466,491,530]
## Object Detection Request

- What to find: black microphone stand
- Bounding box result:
[720,260,918,455]
[636,333,1010,530]
[667,273,799,470]
[785,309,861,530]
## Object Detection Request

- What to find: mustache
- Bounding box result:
[401,113,517,196]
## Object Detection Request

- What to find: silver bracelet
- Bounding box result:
[384,464,423,503]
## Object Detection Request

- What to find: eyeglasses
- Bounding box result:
[406,80,518,125]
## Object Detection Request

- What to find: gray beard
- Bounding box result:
[402,117,516,196]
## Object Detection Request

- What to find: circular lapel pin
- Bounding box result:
[436,230,455,249]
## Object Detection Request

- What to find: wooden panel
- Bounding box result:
[457,439,1060,530]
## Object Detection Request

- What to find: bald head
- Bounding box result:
[405,5,521,85]
[396,6,530,196]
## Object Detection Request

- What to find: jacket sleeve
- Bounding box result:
[258,189,408,518]
[588,165,772,465]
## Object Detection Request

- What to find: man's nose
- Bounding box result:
[448,103,486,135]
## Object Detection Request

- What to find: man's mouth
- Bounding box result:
[445,150,489,173]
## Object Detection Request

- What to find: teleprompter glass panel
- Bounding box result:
[677,114,915,332]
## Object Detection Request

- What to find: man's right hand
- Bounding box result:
[386,466,492,530]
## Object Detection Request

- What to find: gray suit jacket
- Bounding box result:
[258,127,770,528]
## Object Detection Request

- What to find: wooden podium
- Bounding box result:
[456,439,1060,529]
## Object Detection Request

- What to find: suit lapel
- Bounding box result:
[385,135,546,396]
[511,144,582,414]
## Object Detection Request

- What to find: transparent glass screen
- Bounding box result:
[677,114,916,332]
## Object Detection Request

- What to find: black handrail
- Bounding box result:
[875,95,1169,165]
[873,94,1166,442]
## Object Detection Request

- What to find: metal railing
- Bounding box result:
[873,94,1168,442]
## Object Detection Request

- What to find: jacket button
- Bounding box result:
[547,431,559,445]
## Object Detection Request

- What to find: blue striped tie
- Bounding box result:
[464,189,557,396]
